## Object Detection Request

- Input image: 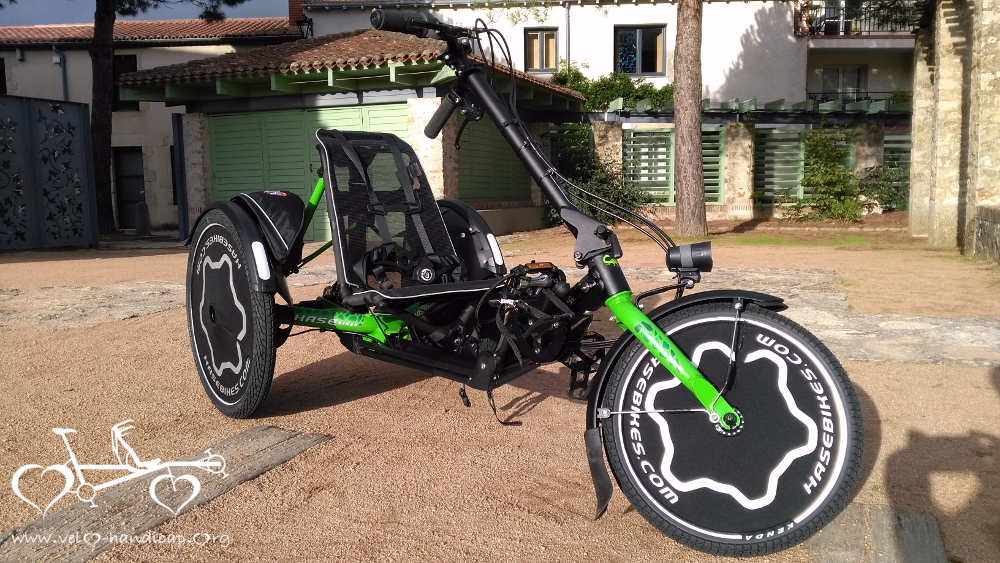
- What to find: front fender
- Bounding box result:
[186,201,278,294]
[582,289,786,519]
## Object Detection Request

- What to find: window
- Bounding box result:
[615,27,665,75]
[113,55,139,112]
[1,58,6,95]
[822,66,866,101]
[525,29,557,72]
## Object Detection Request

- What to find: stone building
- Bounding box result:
[909,0,1000,260]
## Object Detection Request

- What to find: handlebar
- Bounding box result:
[370,9,472,39]
[424,90,461,139]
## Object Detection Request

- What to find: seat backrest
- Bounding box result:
[313,129,459,299]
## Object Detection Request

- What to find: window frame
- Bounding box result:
[524,28,559,73]
[0,58,7,96]
[614,25,667,77]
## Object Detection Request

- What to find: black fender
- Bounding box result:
[583,289,787,519]
[185,201,278,294]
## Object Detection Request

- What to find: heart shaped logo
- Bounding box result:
[83,533,102,548]
[11,464,74,516]
[148,473,200,517]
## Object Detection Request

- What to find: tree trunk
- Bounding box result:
[90,0,117,233]
[673,0,708,237]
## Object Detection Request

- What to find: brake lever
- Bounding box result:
[454,103,484,150]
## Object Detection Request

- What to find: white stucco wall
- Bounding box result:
[2,44,236,227]
[308,1,807,102]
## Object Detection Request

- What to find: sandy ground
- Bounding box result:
[0,215,998,562]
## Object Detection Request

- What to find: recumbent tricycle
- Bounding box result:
[184,10,863,556]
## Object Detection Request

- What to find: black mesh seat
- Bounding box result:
[313,129,498,309]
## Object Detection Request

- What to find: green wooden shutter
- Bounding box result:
[209,114,265,200]
[754,129,805,202]
[623,127,725,205]
[624,129,674,204]
[701,128,726,204]
[209,103,409,242]
[458,115,531,203]
[884,130,911,169]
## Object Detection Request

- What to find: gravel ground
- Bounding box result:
[0,224,998,563]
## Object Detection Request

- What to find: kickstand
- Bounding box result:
[487,388,522,427]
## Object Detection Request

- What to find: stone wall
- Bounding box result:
[974,205,1000,262]
[406,97,459,200]
[909,0,1000,255]
[723,122,754,220]
[181,112,212,223]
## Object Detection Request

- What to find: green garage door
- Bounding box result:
[458,115,531,203]
[209,104,408,241]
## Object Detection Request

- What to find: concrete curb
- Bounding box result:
[805,504,947,562]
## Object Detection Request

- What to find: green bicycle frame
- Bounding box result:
[605,291,741,428]
[290,151,740,429]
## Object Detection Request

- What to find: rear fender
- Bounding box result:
[186,201,278,294]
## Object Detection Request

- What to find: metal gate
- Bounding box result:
[0,96,99,250]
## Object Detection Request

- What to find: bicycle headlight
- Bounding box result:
[667,242,713,272]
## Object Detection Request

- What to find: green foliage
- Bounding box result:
[858,165,909,211]
[551,65,674,111]
[114,0,247,21]
[888,90,912,104]
[542,125,652,226]
[784,128,864,222]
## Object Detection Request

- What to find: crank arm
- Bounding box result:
[595,407,707,419]
[605,292,742,430]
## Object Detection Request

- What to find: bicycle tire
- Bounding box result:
[186,209,276,419]
[600,302,863,556]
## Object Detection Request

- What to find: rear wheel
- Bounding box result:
[186,209,275,418]
[600,302,863,556]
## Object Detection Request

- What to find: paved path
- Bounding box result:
[4,265,998,370]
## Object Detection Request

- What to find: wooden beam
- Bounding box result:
[164,83,199,100]
[327,69,360,91]
[216,79,249,97]
[118,87,165,102]
[429,65,456,85]
[271,74,301,94]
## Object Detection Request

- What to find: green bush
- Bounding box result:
[858,165,909,211]
[785,128,864,222]
[542,124,651,226]
[551,65,673,111]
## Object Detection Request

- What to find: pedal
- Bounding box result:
[567,365,594,400]
[458,387,471,408]
[565,331,609,400]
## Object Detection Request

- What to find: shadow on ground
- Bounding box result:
[254,352,429,418]
[885,367,1000,561]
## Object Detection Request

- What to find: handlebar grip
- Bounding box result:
[370,9,434,38]
[424,91,461,139]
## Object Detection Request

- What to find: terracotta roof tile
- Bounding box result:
[0,17,300,44]
[118,29,584,101]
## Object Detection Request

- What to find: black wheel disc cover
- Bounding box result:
[189,223,255,406]
[610,311,853,542]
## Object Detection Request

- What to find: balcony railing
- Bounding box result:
[799,0,916,36]
[807,90,913,103]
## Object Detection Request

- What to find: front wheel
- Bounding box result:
[600,302,863,556]
[186,209,276,419]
